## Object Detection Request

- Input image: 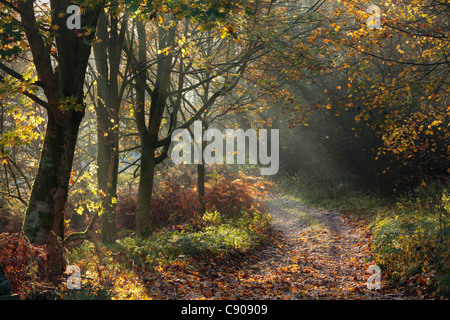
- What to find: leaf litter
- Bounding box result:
[145,195,417,300]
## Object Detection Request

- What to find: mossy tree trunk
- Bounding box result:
[23,109,84,246]
[15,0,102,262]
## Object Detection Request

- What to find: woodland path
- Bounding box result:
[154,194,414,299]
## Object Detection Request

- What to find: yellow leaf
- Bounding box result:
[430,120,441,126]
[19,41,28,50]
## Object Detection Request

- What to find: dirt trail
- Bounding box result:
[157,194,413,299]
[255,194,410,299]
[206,194,410,299]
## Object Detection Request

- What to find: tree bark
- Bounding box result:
[135,138,156,236]
[23,109,83,246]
[17,0,102,254]
[197,162,206,216]
[134,21,175,237]
[93,9,122,243]
[196,120,208,217]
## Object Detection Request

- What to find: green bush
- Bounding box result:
[202,210,223,226]
[114,210,272,267]
[371,180,450,296]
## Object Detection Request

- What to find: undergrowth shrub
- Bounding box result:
[0,198,23,233]
[61,241,118,300]
[204,170,269,219]
[0,233,47,298]
[114,209,272,268]
[372,180,450,297]
[61,207,273,300]
[115,165,271,231]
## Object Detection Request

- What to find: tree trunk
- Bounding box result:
[93,10,121,243]
[23,109,84,246]
[197,121,208,217]
[197,162,206,216]
[97,127,119,243]
[135,139,156,237]
[15,1,102,276]
[133,21,174,237]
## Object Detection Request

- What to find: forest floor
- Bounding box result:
[2,193,428,300]
[150,194,417,300]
